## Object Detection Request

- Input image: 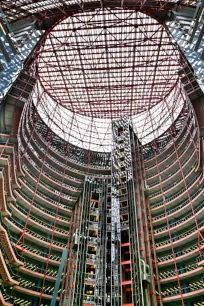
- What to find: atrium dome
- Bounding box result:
[32,7,185,151]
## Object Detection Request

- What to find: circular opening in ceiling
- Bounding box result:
[37,8,181,119]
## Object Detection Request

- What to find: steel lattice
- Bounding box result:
[36,8,181,119]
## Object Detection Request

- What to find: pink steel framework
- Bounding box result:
[34,9,181,119]
[0,1,203,305]
[1,1,199,138]
[142,89,204,304]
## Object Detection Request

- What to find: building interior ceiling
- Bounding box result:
[0,1,203,306]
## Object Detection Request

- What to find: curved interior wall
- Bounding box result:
[143,99,204,304]
[0,69,203,305]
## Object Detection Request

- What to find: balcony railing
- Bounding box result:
[152,187,204,221]
[154,200,204,234]
[28,114,110,170]
[147,146,197,185]
[20,177,76,207]
[149,163,197,199]
[23,262,58,277]
[19,280,58,296]
[162,280,204,297]
[16,189,70,222]
[0,242,20,281]
[10,235,61,262]
[144,116,193,163]
[157,240,204,262]
[159,263,198,279]
[151,173,201,209]
[156,219,204,248]
[11,202,69,234]
[6,217,67,248]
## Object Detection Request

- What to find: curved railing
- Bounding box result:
[5,217,67,248]
[25,106,111,170]
[10,202,69,234]
[157,240,204,263]
[11,235,61,262]
[0,242,19,281]
[154,200,204,234]
[146,120,195,174]
[23,262,58,278]
[155,219,204,248]
[18,280,57,296]
[0,218,24,263]
[159,263,198,279]
[152,187,204,221]
[22,132,88,178]
[19,129,81,180]
[149,161,197,199]
[23,149,82,185]
[21,124,111,180]
[23,158,82,192]
[196,253,204,265]
[20,177,76,207]
[15,189,71,222]
[144,112,193,164]
[162,280,204,297]
[23,165,78,201]
[147,143,197,185]
[151,173,201,209]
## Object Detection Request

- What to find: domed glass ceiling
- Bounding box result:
[37,9,180,118]
[32,7,185,152]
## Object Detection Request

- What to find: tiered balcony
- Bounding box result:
[0,169,10,216]
[14,189,70,225]
[155,218,204,251]
[15,281,60,301]
[0,144,20,189]
[24,106,110,175]
[143,104,203,306]
[150,172,201,213]
[162,280,204,303]
[147,137,197,191]
[9,202,69,237]
[13,238,61,266]
[145,119,196,177]
[23,160,81,196]
[18,177,75,210]
[29,123,110,175]
[154,200,204,237]
[159,263,203,283]
[19,262,57,282]
[3,216,67,250]
[0,284,13,306]
[0,223,23,266]
[0,242,19,285]
[149,167,199,205]
[144,106,194,166]
[27,105,111,172]
[157,240,204,267]
[152,186,204,225]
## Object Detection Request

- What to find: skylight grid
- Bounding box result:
[36,9,181,119]
[12,4,191,152]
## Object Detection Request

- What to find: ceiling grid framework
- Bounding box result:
[36,9,181,119]
[1,1,197,151]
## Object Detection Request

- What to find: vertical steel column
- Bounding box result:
[51,249,68,306]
